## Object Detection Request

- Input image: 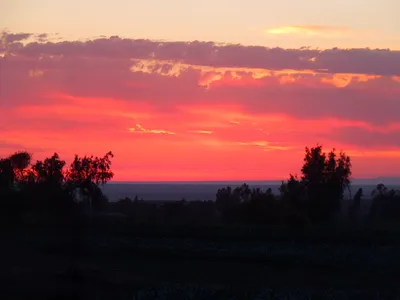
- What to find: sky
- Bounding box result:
[0,0,400,181]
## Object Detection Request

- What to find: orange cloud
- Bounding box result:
[266,25,350,36]
[236,141,293,152]
[129,58,385,89]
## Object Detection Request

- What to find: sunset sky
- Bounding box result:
[1,0,400,181]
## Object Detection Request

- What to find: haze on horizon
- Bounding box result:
[1,0,400,181]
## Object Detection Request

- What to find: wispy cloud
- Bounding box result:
[128,124,175,135]
[236,141,293,151]
[266,25,350,37]
[188,130,213,135]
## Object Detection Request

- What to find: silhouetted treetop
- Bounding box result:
[0,151,32,187]
[67,151,114,185]
[9,151,32,170]
[65,151,114,211]
[0,150,115,216]
[369,184,400,222]
[281,145,352,223]
[32,153,66,185]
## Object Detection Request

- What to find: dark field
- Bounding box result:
[2,215,400,299]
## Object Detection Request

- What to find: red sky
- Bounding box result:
[1,32,400,181]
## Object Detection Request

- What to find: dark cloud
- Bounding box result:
[0,34,398,76]
[1,32,32,44]
[36,33,48,42]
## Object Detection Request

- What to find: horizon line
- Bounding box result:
[109,177,400,184]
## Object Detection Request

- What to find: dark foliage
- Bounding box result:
[369,184,400,223]
[1,145,398,231]
[0,150,114,219]
[279,145,352,224]
[349,188,363,223]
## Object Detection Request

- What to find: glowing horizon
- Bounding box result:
[1,30,400,181]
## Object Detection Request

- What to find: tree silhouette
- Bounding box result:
[28,153,74,213]
[371,183,389,197]
[0,151,32,189]
[280,174,307,211]
[353,188,363,208]
[234,183,251,202]
[0,157,14,189]
[280,145,352,223]
[369,184,400,222]
[0,151,33,219]
[349,188,363,223]
[302,145,351,222]
[2,144,400,235]
[246,187,279,224]
[279,175,309,228]
[215,184,250,222]
[66,151,114,212]
[32,153,66,185]
[216,186,235,221]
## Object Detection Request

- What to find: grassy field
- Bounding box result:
[2,216,400,299]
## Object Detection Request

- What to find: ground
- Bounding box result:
[2,218,400,299]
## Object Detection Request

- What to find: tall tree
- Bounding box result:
[0,151,32,188]
[0,157,14,189]
[28,153,71,212]
[281,145,352,223]
[302,145,352,222]
[66,151,114,211]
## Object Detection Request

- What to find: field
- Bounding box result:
[2,215,400,299]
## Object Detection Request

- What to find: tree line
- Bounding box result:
[1,145,399,227]
[0,151,114,220]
